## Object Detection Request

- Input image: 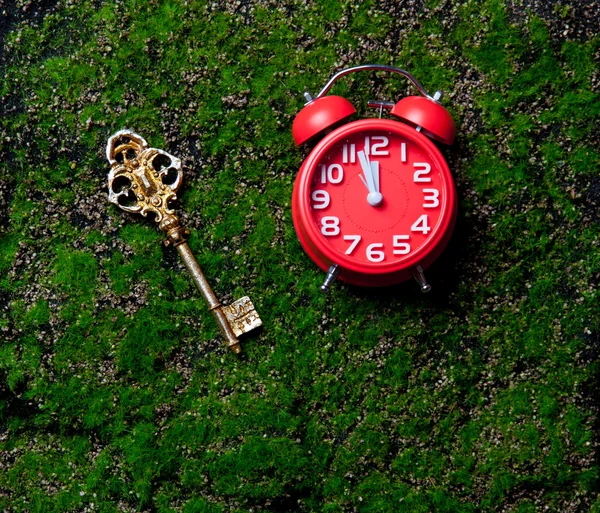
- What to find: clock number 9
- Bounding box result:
[320,164,344,184]
[311,190,330,209]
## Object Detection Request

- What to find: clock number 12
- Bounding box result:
[343,136,389,163]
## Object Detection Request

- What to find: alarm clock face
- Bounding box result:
[293,119,456,285]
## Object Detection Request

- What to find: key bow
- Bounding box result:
[107,130,183,222]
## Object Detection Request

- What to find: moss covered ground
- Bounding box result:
[1,0,600,511]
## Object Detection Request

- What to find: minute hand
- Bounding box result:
[358,150,383,207]
[358,150,377,193]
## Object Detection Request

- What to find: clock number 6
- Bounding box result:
[366,243,385,262]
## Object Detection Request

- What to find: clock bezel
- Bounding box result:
[292,118,457,286]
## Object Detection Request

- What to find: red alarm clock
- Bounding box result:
[291,65,457,292]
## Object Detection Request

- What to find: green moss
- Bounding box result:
[1,0,600,510]
[52,246,99,306]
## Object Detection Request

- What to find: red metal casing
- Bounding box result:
[292,118,457,287]
[391,96,456,145]
[292,96,357,146]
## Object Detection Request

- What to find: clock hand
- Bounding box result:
[357,150,383,206]
[358,151,376,192]
[372,160,379,192]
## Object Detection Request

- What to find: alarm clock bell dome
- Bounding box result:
[292,96,357,146]
[391,96,456,145]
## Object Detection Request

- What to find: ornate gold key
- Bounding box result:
[106,130,262,354]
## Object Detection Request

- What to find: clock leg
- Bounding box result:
[321,264,341,292]
[411,265,432,293]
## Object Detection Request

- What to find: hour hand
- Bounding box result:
[357,150,383,207]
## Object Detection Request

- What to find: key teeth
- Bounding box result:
[222,296,262,338]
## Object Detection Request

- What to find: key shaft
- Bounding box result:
[175,238,244,353]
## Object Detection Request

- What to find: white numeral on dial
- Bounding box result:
[401,142,407,163]
[311,190,330,209]
[411,215,431,234]
[344,235,361,254]
[393,235,411,255]
[370,136,389,155]
[321,216,340,236]
[413,163,432,183]
[320,164,344,184]
[342,144,356,164]
[343,137,389,162]
[366,243,385,262]
[423,188,440,208]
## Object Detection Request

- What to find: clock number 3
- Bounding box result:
[423,188,440,208]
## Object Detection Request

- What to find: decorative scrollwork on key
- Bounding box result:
[107,130,183,222]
